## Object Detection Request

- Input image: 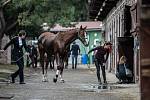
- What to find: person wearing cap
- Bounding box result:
[88,42,112,84]
[3,30,29,84]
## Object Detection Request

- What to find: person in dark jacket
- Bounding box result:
[88,42,112,84]
[71,42,80,69]
[3,30,29,84]
[29,44,38,68]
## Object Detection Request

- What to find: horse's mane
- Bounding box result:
[58,28,79,35]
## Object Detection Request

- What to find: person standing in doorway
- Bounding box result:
[71,42,80,69]
[88,42,112,84]
[3,30,29,84]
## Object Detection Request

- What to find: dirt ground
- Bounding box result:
[0,64,140,100]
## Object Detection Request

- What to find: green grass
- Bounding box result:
[0,64,17,80]
[0,64,17,71]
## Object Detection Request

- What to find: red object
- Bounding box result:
[108,46,112,53]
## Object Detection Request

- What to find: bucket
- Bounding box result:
[81,54,88,64]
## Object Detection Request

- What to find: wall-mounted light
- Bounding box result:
[94,33,97,37]
[100,8,103,11]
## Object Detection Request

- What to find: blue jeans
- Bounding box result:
[72,55,78,69]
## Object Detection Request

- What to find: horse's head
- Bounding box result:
[78,25,89,46]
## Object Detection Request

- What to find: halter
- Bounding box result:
[77,29,86,42]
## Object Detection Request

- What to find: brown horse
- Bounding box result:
[38,25,88,82]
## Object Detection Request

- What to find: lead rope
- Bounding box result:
[0,50,29,63]
[11,54,26,63]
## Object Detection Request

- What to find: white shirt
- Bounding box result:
[18,37,22,47]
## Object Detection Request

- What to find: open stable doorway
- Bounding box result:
[118,37,134,82]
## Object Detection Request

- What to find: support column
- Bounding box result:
[139,0,150,99]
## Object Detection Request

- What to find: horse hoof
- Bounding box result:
[42,79,48,82]
[60,79,65,83]
[42,80,46,82]
[53,78,57,83]
[45,80,48,82]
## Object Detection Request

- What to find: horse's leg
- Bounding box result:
[65,56,68,69]
[49,57,53,70]
[44,55,49,82]
[39,46,46,82]
[60,59,65,83]
[52,55,55,69]
[53,53,60,83]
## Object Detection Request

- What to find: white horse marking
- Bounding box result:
[42,74,48,82]
[56,70,59,76]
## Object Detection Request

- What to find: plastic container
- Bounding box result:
[81,54,88,64]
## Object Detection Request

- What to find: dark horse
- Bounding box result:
[38,25,88,82]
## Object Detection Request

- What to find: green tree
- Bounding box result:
[1,0,88,37]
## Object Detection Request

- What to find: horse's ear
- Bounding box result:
[80,25,82,29]
[84,26,87,29]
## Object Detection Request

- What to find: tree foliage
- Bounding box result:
[1,0,88,36]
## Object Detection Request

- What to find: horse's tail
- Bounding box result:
[38,42,44,49]
[37,34,44,50]
[37,34,42,43]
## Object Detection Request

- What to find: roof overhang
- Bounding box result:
[89,0,119,21]
[50,21,102,32]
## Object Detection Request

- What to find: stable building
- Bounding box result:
[89,0,150,99]
[89,0,139,83]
